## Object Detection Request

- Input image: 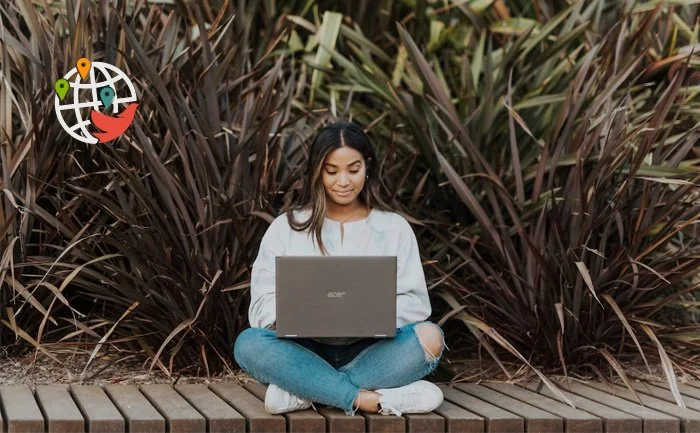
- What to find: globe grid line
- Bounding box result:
[72,69,93,142]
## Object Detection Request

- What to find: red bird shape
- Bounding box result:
[90,103,139,143]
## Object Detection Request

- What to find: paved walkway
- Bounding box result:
[0,379,699,432]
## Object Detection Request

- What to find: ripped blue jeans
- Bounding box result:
[233,321,448,415]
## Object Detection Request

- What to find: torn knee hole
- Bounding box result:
[416,335,443,361]
[422,345,439,361]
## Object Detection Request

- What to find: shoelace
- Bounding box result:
[378,388,424,416]
[270,386,310,412]
[379,402,402,416]
[292,395,312,409]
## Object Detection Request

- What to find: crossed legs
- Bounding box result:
[234,321,447,414]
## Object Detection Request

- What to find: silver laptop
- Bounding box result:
[275,256,397,339]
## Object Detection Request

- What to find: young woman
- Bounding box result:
[234,121,448,416]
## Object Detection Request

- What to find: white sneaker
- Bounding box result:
[264,383,313,414]
[375,380,444,416]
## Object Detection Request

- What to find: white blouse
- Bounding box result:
[248,207,432,344]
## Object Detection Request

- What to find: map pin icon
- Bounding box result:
[99,87,115,110]
[77,58,91,79]
[55,79,69,101]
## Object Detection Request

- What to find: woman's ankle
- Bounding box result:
[354,390,381,413]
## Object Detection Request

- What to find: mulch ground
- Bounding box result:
[2,345,698,390]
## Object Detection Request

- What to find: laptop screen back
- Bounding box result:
[275,256,397,338]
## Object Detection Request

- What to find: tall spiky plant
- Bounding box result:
[283,0,700,398]
[0,0,310,374]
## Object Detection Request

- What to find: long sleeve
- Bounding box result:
[248,216,285,329]
[395,217,432,328]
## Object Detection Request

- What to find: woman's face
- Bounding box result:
[321,146,367,207]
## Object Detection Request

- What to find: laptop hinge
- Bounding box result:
[375,334,387,337]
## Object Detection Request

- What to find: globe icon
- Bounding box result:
[54,61,138,144]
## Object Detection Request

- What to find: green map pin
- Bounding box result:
[55,79,69,100]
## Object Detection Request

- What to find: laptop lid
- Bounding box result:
[275,256,397,338]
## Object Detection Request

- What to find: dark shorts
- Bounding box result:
[293,337,378,370]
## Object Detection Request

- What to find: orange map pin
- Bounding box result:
[77,58,91,79]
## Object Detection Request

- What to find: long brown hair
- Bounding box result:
[285,121,393,255]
